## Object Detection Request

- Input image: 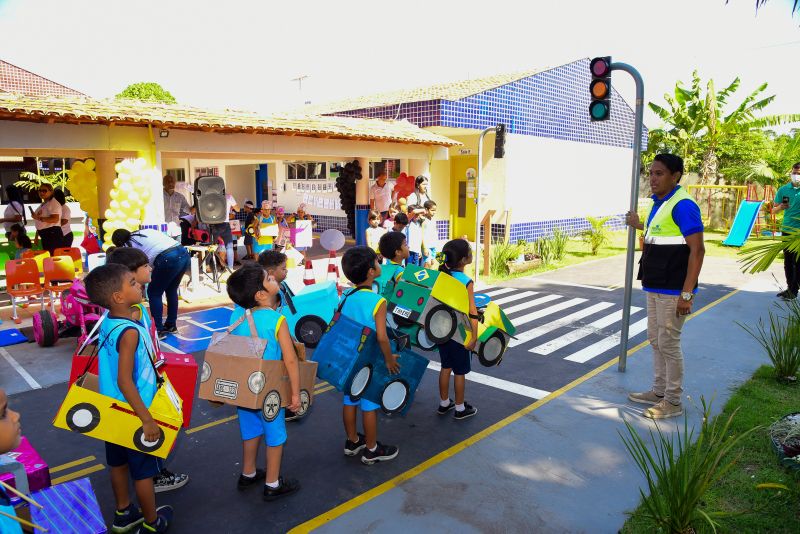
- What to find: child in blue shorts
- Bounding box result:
[226,264,302,501]
[436,239,479,420]
[340,247,401,465]
[84,264,173,533]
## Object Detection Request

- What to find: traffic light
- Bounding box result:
[589,56,612,121]
[494,123,506,158]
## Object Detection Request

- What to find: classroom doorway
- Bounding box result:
[450,156,477,241]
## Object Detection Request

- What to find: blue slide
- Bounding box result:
[722,200,763,247]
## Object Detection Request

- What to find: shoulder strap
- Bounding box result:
[336,286,371,314]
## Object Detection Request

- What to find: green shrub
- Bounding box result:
[534,236,555,266]
[551,228,569,261]
[581,216,611,255]
[489,240,523,277]
[620,397,758,534]
[739,307,800,382]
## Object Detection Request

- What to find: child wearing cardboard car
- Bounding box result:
[225,264,302,501]
[376,231,409,297]
[106,247,190,494]
[340,247,401,465]
[84,264,174,534]
[0,387,23,534]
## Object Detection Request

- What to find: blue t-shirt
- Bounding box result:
[339,287,385,330]
[448,270,473,288]
[98,316,158,407]
[644,186,704,295]
[229,307,284,361]
[0,487,22,534]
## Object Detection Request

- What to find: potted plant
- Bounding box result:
[507,240,541,274]
[768,413,800,469]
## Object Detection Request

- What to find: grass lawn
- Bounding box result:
[623,365,800,533]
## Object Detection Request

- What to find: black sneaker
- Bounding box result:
[162,325,178,333]
[111,504,143,533]
[237,468,266,490]
[777,289,790,298]
[782,292,798,301]
[153,468,189,493]
[156,330,168,341]
[344,433,366,456]
[437,399,455,415]
[361,442,399,465]
[135,505,173,534]
[263,476,300,501]
[285,409,300,422]
[454,403,477,420]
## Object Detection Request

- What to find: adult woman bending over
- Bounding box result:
[112,228,190,339]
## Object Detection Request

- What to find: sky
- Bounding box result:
[0,0,798,128]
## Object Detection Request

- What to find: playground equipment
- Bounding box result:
[686,185,747,231]
[722,200,764,247]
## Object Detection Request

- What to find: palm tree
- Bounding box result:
[731,0,800,16]
[648,73,800,184]
[721,130,800,187]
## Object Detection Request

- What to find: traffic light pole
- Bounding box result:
[474,126,495,285]
[611,62,644,372]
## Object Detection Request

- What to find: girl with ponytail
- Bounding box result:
[435,239,479,420]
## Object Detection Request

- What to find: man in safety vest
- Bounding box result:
[625,153,705,419]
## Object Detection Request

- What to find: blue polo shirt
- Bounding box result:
[643,186,704,295]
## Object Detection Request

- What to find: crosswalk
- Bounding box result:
[479,286,648,364]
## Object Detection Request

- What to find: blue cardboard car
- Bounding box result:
[278,280,339,348]
[311,311,379,391]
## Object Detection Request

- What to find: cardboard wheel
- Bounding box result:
[295,316,326,348]
[416,327,437,350]
[200,361,212,382]
[133,426,165,453]
[349,365,372,399]
[477,332,506,367]
[424,305,456,344]
[33,309,58,347]
[66,402,101,433]
[247,371,266,394]
[381,380,410,414]
[296,390,310,418]
[262,390,281,422]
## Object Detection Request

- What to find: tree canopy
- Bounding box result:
[115,82,177,104]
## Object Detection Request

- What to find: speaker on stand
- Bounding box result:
[193,175,232,290]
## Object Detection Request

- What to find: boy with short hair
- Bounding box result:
[421,200,438,268]
[105,247,190,494]
[392,212,409,233]
[226,264,302,500]
[378,231,409,290]
[339,247,401,465]
[84,264,173,534]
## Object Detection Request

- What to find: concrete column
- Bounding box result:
[94,151,115,218]
[138,150,165,224]
[400,158,410,175]
[355,157,370,246]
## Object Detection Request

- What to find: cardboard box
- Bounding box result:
[53,373,183,459]
[158,352,198,428]
[312,312,379,392]
[69,341,99,385]
[0,436,51,497]
[30,477,107,534]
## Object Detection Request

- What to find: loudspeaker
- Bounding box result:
[194,175,227,224]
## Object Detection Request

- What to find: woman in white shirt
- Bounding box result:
[112,227,190,338]
[31,183,63,255]
[1,184,26,238]
[53,189,74,248]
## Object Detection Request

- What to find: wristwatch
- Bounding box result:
[680,292,694,302]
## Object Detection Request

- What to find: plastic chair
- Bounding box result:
[53,247,83,273]
[43,256,76,311]
[22,250,50,272]
[5,259,44,323]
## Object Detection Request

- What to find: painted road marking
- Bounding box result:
[503,294,561,315]
[51,464,105,486]
[564,317,649,363]
[511,298,587,328]
[530,306,644,355]
[529,279,616,292]
[426,361,550,400]
[479,287,516,297]
[491,290,539,305]
[288,289,740,533]
[183,318,228,332]
[50,456,96,474]
[508,302,615,348]
[0,347,41,390]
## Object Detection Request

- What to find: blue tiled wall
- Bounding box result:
[482,214,627,244]
[436,219,449,241]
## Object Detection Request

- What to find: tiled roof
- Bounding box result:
[301,67,547,115]
[0,93,460,146]
[0,60,84,97]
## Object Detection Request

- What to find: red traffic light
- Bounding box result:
[590,57,611,77]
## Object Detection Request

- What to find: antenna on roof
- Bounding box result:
[291,75,309,92]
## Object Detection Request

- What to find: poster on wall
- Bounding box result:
[315,197,324,208]
[293,220,313,248]
[303,194,309,203]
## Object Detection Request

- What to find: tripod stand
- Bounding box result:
[186,243,232,293]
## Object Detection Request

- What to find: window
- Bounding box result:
[369,159,401,180]
[286,161,327,180]
[165,168,186,182]
[194,167,218,178]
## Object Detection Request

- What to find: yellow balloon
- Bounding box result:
[110,200,120,210]
[110,189,119,200]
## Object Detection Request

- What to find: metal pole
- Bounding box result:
[612,62,645,372]
[474,127,494,284]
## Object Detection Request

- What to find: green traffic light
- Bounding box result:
[589,101,609,121]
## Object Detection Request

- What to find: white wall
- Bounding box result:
[223,164,258,206]
[504,134,631,224]
[273,162,345,215]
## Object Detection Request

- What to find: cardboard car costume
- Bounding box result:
[278,280,339,348]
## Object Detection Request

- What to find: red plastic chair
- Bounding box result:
[21,250,50,273]
[53,247,83,274]
[5,259,44,323]
[43,256,76,311]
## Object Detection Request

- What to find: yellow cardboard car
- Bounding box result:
[53,373,183,459]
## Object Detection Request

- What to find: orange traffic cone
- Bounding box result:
[326,250,339,282]
[303,259,315,285]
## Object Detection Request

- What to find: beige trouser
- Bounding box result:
[647,292,687,405]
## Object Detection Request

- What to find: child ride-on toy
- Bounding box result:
[33,279,104,347]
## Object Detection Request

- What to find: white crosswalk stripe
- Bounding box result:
[530,306,644,355]
[491,290,539,306]
[564,317,649,363]
[508,302,615,348]
[504,294,562,315]
[511,298,587,328]
[480,287,517,297]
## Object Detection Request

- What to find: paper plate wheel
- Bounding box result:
[320,229,345,251]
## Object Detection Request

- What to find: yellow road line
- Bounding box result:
[289,288,741,533]
[50,455,96,474]
[314,385,335,394]
[51,464,105,485]
[185,414,239,434]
